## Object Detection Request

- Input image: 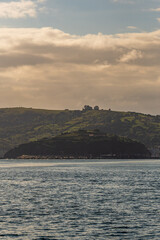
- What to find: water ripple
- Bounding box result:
[0,159,159,239]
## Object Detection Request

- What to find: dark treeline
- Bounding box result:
[4,130,151,159]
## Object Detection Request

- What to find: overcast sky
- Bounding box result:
[0,0,160,114]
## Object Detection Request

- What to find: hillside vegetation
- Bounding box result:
[0,107,160,156]
[4,130,150,159]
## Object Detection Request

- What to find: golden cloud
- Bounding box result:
[0,28,160,114]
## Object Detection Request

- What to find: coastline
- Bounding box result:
[8,154,152,160]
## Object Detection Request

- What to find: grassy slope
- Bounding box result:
[4,130,150,159]
[0,107,160,156]
[63,110,160,147]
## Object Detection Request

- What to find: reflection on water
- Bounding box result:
[0,159,159,239]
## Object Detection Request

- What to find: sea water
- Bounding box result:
[0,159,159,240]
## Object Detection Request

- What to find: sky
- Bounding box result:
[0,0,160,114]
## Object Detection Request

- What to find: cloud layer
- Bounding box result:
[0,27,160,114]
[0,0,45,18]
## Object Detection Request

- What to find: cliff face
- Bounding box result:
[4,130,151,159]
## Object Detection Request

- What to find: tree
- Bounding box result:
[82,105,93,111]
[94,106,99,110]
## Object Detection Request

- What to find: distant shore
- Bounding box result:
[4,154,151,160]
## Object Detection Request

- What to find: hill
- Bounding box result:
[4,130,150,159]
[0,107,160,156]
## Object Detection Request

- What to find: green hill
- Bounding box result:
[4,130,150,159]
[0,107,160,156]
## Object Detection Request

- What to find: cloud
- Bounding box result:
[149,8,160,23]
[127,26,137,29]
[0,27,160,114]
[119,50,143,63]
[0,0,46,19]
[112,0,134,4]
[37,0,46,2]
[150,8,160,12]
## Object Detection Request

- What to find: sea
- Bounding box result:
[0,159,159,240]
